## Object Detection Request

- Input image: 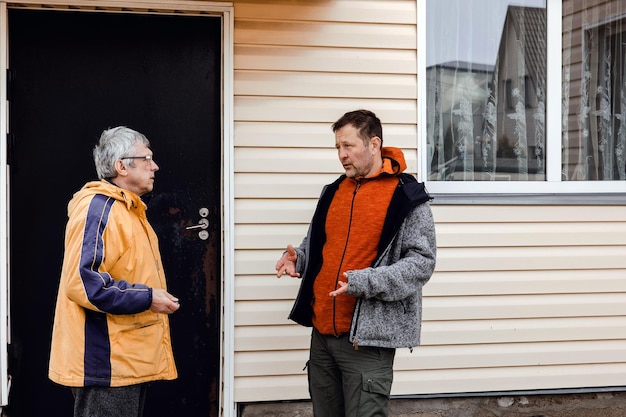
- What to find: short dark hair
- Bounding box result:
[332,109,383,146]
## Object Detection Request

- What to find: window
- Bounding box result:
[419,0,626,194]
[563,1,626,182]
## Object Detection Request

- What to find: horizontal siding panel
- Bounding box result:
[235,269,626,301]
[235,375,308,402]
[235,249,287,275]
[235,148,342,173]
[234,96,417,123]
[235,45,416,74]
[236,172,430,199]
[236,202,626,228]
[436,246,626,271]
[235,70,417,99]
[425,269,626,296]
[234,148,417,174]
[234,359,626,401]
[391,363,626,396]
[235,20,415,49]
[235,121,330,147]
[235,199,315,224]
[235,294,626,326]
[234,223,626,250]
[235,276,301,301]
[235,0,416,24]
[436,222,626,247]
[423,293,626,321]
[432,205,626,223]
[235,324,309,351]
[234,317,626,351]
[235,225,307,250]
[235,121,418,148]
[234,341,626,377]
[421,317,626,345]
[235,350,308,377]
[234,173,337,198]
[235,300,294,325]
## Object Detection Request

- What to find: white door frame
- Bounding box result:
[0,1,236,415]
[0,1,10,408]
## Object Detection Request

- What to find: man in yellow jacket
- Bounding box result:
[49,126,180,417]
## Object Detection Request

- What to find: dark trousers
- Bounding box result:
[71,384,148,417]
[308,328,396,417]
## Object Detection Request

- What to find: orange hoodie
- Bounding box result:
[312,147,406,336]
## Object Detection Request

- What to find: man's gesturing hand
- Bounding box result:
[275,244,300,278]
[329,273,349,297]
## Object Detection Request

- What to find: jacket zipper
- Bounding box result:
[350,178,411,349]
[333,180,360,337]
[352,297,362,350]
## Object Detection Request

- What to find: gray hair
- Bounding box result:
[93,126,150,179]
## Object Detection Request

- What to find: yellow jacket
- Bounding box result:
[49,180,177,387]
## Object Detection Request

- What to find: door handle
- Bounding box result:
[185,218,209,230]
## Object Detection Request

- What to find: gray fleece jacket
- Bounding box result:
[288,172,437,349]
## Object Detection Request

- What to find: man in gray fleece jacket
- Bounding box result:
[276,109,437,417]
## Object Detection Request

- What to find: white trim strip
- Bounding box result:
[0,0,10,407]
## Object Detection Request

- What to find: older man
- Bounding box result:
[49,126,180,417]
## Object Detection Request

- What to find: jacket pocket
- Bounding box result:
[109,310,160,327]
[109,313,164,377]
[354,299,407,344]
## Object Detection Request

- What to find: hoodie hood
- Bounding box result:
[68,179,145,216]
[377,146,407,176]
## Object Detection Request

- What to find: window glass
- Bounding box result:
[426,0,547,181]
[562,0,626,181]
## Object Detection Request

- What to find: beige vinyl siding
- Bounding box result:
[236,204,626,400]
[232,0,419,402]
[413,205,626,395]
[232,0,626,404]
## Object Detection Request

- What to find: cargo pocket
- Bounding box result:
[358,369,393,417]
[362,370,392,397]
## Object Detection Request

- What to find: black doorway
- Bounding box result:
[7,9,222,417]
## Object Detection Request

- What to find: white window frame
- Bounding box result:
[417,0,626,195]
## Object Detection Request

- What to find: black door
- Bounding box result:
[6,9,221,417]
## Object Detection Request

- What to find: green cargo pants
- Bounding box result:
[308,328,396,417]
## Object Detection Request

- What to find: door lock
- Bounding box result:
[186,207,210,240]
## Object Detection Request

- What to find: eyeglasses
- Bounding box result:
[121,155,154,163]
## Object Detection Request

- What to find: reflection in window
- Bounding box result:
[562,0,626,181]
[426,0,547,181]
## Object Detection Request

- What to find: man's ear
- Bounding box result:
[371,136,382,152]
[114,159,129,177]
